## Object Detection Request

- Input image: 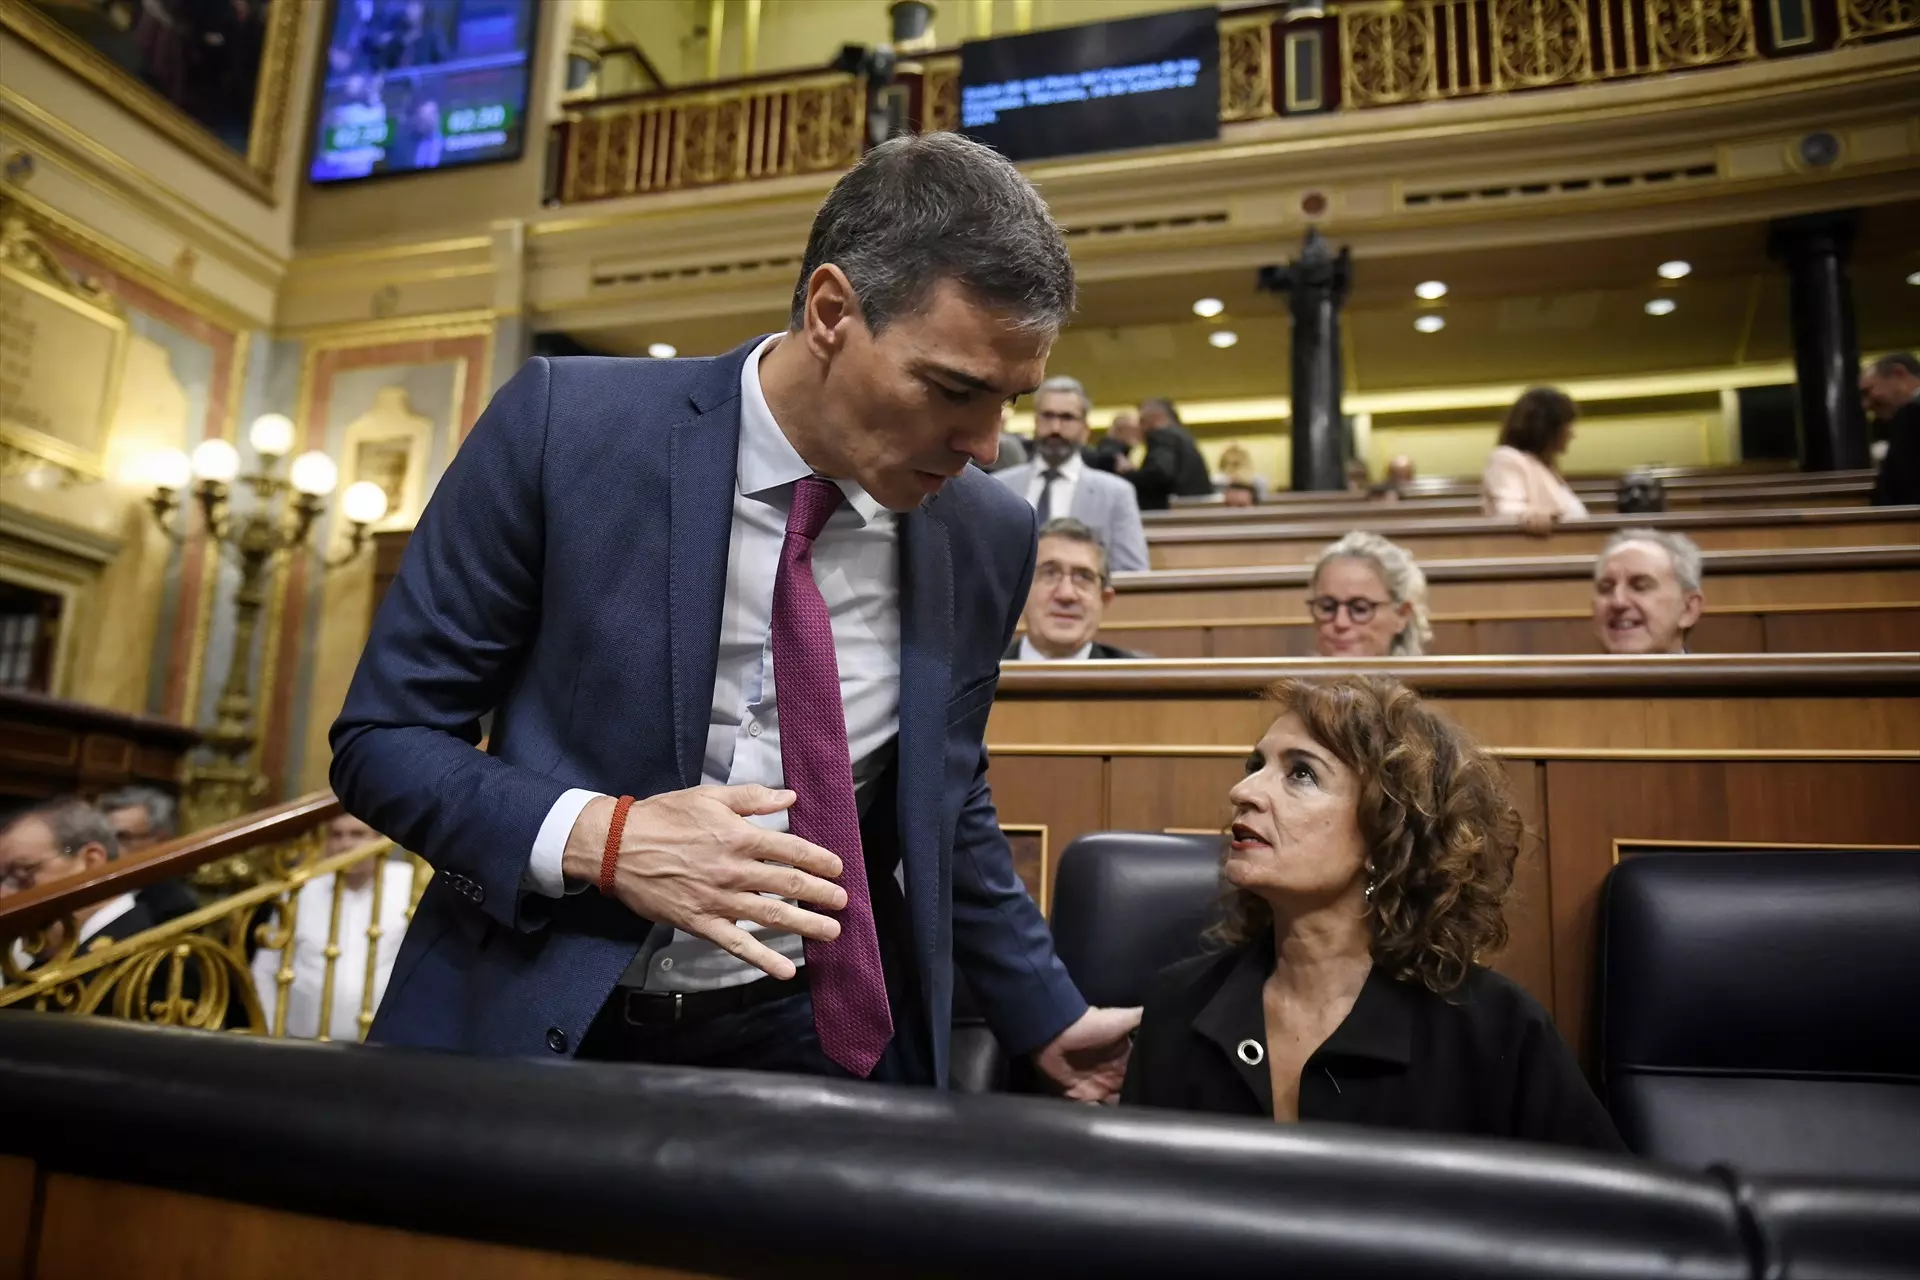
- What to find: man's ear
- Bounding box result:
[1100,586,1117,608]
[78,843,111,872]
[1678,590,1705,631]
[801,264,860,359]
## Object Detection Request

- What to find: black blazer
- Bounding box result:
[1872,399,1919,507]
[1121,936,1625,1153]
[1002,638,1145,661]
[1130,424,1213,511]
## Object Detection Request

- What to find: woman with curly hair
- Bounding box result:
[1121,676,1621,1150]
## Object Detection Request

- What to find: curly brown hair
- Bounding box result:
[1498,387,1577,460]
[1212,676,1522,994]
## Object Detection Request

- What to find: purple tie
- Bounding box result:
[771,476,893,1078]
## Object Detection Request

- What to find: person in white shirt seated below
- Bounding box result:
[1592,528,1704,655]
[1003,518,1146,661]
[251,814,416,1040]
[0,797,162,963]
[1481,387,1589,536]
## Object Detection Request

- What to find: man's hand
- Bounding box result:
[1034,1005,1142,1103]
[561,786,846,980]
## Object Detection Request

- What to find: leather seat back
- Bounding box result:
[1050,832,1225,1008]
[1599,848,1920,1177]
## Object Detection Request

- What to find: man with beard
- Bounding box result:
[993,376,1148,572]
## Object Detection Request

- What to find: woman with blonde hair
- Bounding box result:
[1308,532,1432,657]
[1122,676,1621,1150]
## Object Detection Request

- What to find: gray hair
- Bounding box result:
[1311,531,1433,655]
[1038,515,1111,587]
[789,132,1075,335]
[98,784,178,838]
[2,796,119,861]
[1867,352,1920,379]
[1034,375,1090,417]
[1598,528,1703,595]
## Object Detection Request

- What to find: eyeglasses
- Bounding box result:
[1307,596,1392,624]
[0,851,72,895]
[1036,563,1104,593]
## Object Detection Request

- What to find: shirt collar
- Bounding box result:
[1193,931,1416,1112]
[1040,451,1084,482]
[739,335,886,527]
[76,892,140,946]
[1018,635,1093,661]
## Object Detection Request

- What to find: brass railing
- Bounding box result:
[1339,0,1760,108]
[1837,0,1920,42]
[0,790,426,1043]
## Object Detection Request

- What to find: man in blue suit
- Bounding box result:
[330,133,1138,1095]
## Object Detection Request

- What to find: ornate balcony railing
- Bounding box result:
[0,790,426,1042]
[546,0,1918,206]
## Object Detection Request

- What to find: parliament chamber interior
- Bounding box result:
[0,0,1916,1275]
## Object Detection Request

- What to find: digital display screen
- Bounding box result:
[959,6,1220,163]
[309,0,538,184]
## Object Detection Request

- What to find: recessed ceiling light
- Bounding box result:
[1414,280,1448,300]
[1413,315,1445,333]
[1193,297,1225,318]
[647,342,678,359]
[1644,298,1677,316]
[1907,270,1920,286]
[1657,260,1692,280]
[1208,329,1239,348]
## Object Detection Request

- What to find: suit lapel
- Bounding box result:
[666,349,751,788]
[895,500,954,991]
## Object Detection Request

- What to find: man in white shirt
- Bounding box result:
[1003,519,1145,661]
[993,375,1150,573]
[251,813,416,1040]
[0,797,159,961]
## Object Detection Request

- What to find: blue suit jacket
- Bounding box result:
[329,343,1087,1085]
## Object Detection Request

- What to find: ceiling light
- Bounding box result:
[1413,315,1445,333]
[1657,260,1692,280]
[1414,280,1448,300]
[647,342,677,359]
[1207,330,1239,349]
[1907,270,1920,286]
[1644,298,1677,316]
[1192,297,1225,318]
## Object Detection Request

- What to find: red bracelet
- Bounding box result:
[599,795,635,896]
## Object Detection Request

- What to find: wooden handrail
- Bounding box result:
[1143,505,1920,545]
[994,653,1920,696]
[0,789,339,937]
[0,689,201,748]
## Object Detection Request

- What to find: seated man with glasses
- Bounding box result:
[1306,531,1432,658]
[1004,518,1147,662]
[0,797,170,965]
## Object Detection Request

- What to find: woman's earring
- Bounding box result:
[1364,865,1376,902]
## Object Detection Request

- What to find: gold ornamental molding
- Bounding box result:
[0,0,301,203]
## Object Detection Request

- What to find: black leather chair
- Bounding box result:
[948,832,1223,1092]
[1598,847,1920,1178]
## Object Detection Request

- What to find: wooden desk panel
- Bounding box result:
[1146,510,1920,571]
[0,1156,32,1280]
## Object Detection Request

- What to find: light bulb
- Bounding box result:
[1208,329,1239,348]
[147,448,191,491]
[1414,314,1446,333]
[1657,260,1692,280]
[341,480,389,525]
[248,413,295,457]
[1414,280,1448,300]
[289,450,339,497]
[1906,270,1919,286]
[190,438,240,484]
[1644,298,1677,316]
[1192,297,1225,318]
[647,342,677,359]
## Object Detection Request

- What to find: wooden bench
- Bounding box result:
[983,655,1920,1065]
[1104,546,1920,623]
[1144,507,1920,570]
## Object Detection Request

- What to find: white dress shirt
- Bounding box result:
[75,892,139,947]
[526,335,902,992]
[250,861,417,1039]
[1017,636,1093,661]
[1024,450,1083,520]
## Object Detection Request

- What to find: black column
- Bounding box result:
[1260,229,1352,492]
[1767,210,1868,472]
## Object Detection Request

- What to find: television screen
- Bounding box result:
[310,0,539,184]
[960,6,1220,164]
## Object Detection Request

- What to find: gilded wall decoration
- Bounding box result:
[1344,6,1438,106]
[1492,0,1592,88]
[341,385,431,532]
[0,0,302,200]
[1220,17,1277,121]
[1647,0,1757,66]
[1836,0,1919,41]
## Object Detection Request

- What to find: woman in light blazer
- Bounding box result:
[1482,387,1588,535]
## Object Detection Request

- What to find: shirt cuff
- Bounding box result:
[524,788,604,898]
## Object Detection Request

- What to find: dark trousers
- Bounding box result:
[575,987,930,1085]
